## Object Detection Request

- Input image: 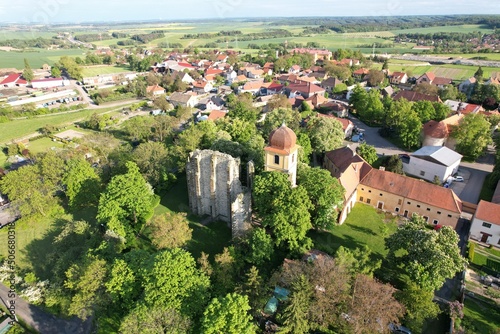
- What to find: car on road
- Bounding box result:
[454,176,464,182]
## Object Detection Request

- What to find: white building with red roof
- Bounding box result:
[470,200,500,245]
[0,73,27,87]
[31,77,69,89]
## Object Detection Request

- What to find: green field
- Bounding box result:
[0,48,86,69]
[0,30,56,41]
[463,297,500,333]
[81,65,132,77]
[386,60,499,80]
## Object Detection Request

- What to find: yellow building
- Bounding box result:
[264,124,299,187]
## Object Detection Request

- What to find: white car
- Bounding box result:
[454,176,464,182]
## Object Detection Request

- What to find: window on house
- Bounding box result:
[361,188,364,191]
[398,199,402,205]
[395,207,400,213]
[417,205,421,208]
[380,193,383,196]
[437,211,441,215]
[448,214,452,218]
[367,198,371,204]
[407,201,411,205]
[433,219,439,225]
[483,222,492,228]
[360,196,364,202]
[497,239,500,245]
[423,216,429,222]
[292,154,294,163]
[274,155,279,164]
[420,171,425,176]
[368,190,372,193]
[427,208,431,211]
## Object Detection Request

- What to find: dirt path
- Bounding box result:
[0,283,92,334]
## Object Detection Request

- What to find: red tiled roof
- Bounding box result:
[205,68,223,75]
[423,120,448,138]
[178,62,196,69]
[207,110,227,121]
[475,200,500,225]
[287,82,325,95]
[360,169,462,213]
[393,90,441,103]
[0,73,21,84]
[432,77,453,86]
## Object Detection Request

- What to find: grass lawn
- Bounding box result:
[154,174,232,260]
[0,105,126,145]
[25,137,65,154]
[0,215,56,271]
[309,203,398,260]
[463,297,500,334]
[470,242,500,274]
[81,65,133,77]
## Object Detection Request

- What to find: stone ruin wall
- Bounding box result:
[186,149,252,238]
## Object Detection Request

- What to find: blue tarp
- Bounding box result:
[264,296,278,314]
[274,286,290,301]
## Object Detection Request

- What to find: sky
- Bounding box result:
[1,0,499,24]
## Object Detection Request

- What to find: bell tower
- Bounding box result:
[264,124,299,187]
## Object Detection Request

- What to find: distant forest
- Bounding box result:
[269,15,500,32]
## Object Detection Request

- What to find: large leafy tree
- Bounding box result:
[143,248,210,316]
[62,158,101,209]
[395,282,440,333]
[412,100,435,124]
[245,228,274,265]
[297,166,345,231]
[105,258,141,308]
[122,116,154,143]
[227,93,259,123]
[132,141,172,190]
[96,161,156,239]
[399,109,422,149]
[306,115,344,154]
[253,172,313,253]
[361,89,385,125]
[262,107,301,138]
[200,293,256,334]
[385,214,467,292]
[356,142,378,165]
[146,212,192,250]
[120,304,191,334]
[453,113,492,160]
[279,275,313,334]
[349,84,369,114]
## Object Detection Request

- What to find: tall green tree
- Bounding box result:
[453,113,492,160]
[132,141,172,190]
[120,305,191,334]
[399,110,422,149]
[278,275,313,334]
[146,212,192,250]
[253,172,313,253]
[22,58,34,82]
[63,158,101,209]
[356,142,378,165]
[50,65,61,78]
[245,228,274,265]
[385,214,467,292]
[96,161,156,240]
[306,115,344,154]
[297,166,345,231]
[395,282,440,333]
[201,293,256,334]
[262,108,301,138]
[143,248,210,317]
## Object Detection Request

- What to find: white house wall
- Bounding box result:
[470,217,500,245]
[403,157,459,183]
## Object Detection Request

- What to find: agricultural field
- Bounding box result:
[386,60,500,80]
[0,30,56,41]
[0,48,86,69]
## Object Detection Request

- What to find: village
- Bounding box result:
[0,21,500,333]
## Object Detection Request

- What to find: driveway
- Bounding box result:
[0,283,92,334]
[449,166,490,204]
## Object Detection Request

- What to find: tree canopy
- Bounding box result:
[385,214,467,292]
[201,293,256,334]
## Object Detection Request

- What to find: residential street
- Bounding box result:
[0,283,91,334]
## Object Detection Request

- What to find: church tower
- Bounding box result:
[264,124,299,187]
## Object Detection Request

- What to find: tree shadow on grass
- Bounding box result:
[308,229,367,256]
[187,220,232,260]
[348,224,376,236]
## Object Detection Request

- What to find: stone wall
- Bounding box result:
[186,149,252,238]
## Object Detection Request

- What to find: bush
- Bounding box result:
[468,242,475,262]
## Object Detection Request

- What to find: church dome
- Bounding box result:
[268,124,297,151]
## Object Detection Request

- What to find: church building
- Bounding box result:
[264,124,299,187]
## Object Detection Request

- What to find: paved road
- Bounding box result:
[0,283,92,334]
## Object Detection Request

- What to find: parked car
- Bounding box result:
[389,323,412,334]
[454,176,464,182]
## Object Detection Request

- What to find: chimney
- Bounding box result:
[379,166,386,171]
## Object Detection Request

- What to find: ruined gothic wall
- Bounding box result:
[186,150,252,237]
